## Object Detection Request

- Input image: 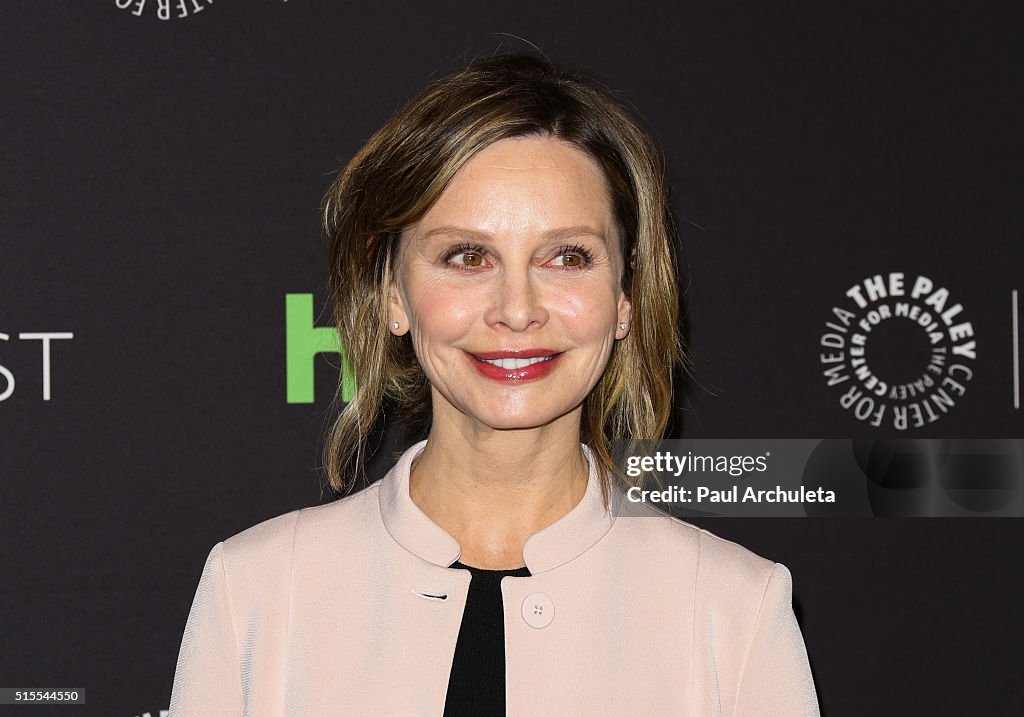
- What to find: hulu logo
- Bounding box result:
[285,294,355,403]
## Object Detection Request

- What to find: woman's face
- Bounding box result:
[390,135,631,432]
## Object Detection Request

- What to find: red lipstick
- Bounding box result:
[465,349,563,382]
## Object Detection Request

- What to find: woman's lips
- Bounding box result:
[465,350,563,382]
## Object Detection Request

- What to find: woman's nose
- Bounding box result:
[483,268,549,331]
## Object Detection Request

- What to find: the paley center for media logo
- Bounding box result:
[115,0,215,21]
[819,272,976,429]
[114,0,289,22]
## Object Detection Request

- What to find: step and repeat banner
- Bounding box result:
[1,2,1020,715]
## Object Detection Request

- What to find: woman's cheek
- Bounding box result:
[408,284,479,339]
[552,286,618,330]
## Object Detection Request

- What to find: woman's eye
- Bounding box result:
[443,244,487,268]
[451,251,484,267]
[550,245,593,268]
[552,253,584,267]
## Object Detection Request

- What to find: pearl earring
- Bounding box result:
[391,322,399,330]
[619,322,628,330]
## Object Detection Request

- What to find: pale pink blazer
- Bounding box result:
[169,441,820,715]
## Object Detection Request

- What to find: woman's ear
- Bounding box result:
[388,282,410,336]
[616,294,632,339]
[615,233,634,339]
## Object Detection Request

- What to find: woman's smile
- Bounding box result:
[465,349,564,382]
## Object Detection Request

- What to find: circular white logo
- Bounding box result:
[819,272,976,429]
[115,0,214,21]
[114,0,288,21]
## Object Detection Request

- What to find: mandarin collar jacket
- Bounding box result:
[169,441,820,716]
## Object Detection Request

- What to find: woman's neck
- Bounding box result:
[408,412,590,570]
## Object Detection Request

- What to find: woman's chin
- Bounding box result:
[454,405,579,433]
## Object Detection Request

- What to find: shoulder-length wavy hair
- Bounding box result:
[322,52,685,507]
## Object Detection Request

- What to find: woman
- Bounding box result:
[169,53,820,715]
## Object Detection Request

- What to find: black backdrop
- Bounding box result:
[1,2,1021,715]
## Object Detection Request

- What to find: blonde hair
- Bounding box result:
[322,52,686,506]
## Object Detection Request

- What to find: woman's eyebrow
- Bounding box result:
[419,225,491,242]
[418,225,607,242]
[545,226,607,243]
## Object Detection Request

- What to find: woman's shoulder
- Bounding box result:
[614,507,796,660]
[615,503,781,593]
[217,482,383,566]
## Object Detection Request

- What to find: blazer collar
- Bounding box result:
[378,439,622,574]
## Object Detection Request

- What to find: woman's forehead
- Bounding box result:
[413,136,616,238]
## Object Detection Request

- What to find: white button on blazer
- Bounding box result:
[169,440,820,715]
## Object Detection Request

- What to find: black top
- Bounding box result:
[443,560,531,716]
